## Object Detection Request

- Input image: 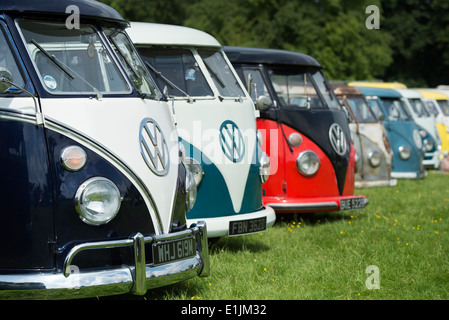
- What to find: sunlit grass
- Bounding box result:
[106,171,449,300]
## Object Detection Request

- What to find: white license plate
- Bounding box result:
[229,217,266,236]
[152,237,196,266]
[340,197,366,211]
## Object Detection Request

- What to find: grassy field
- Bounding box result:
[110,171,449,300]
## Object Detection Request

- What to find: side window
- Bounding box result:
[0,25,25,91]
[268,69,324,108]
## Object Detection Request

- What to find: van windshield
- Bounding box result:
[137,47,213,98]
[367,98,387,121]
[408,98,430,118]
[267,67,340,110]
[346,97,377,123]
[381,98,411,121]
[17,19,131,95]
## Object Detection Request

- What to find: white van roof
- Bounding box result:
[128,22,221,48]
[394,88,423,98]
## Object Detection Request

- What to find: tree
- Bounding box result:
[382,0,449,87]
[184,0,393,81]
[99,0,192,25]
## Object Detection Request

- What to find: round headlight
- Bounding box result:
[297,150,320,176]
[288,133,303,147]
[398,145,411,160]
[185,170,197,211]
[424,138,434,151]
[259,151,271,183]
[60,146,87,171]
[368,151,382,167]
[413,129,423,149]
[184,157,204,187]
[75,177,121,226]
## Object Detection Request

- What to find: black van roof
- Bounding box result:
[224,46,322,68]
[0,0,125,24]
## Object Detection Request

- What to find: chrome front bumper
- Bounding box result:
[0,221,209,300]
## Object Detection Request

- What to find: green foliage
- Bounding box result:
[185,0,393,81]
[99,0,446,86]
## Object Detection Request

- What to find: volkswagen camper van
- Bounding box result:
[394,88,441,169]
[332,84,396,187]
[127,23,275,238]
[0,0,209,299]
[349,82,440,169]
[224,46,368,213]
[416,89,449,154]
[352,86,426,179]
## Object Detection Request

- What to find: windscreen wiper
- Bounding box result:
[31,39,102,100]
[31,39,74,80]
[144,61,191,100]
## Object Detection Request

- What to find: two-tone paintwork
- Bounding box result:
[353,86,426,179]
[0,0,209,299]
[224,46,368,213]
[127,22,275,238]
[332,84,396,187]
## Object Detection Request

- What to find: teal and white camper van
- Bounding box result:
[128,22,275,238]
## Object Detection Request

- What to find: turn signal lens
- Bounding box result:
[60,146,87,171]
[288,133,302,147]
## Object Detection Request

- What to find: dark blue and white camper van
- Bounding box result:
[0,0,209,299]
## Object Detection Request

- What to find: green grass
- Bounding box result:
[109,171,449,300]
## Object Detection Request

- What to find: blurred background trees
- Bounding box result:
[100,0,449,87]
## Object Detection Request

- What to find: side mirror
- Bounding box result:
[0,67,13,93]
[256,95,272,110]
[377,113,385,121]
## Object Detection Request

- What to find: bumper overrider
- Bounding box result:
[0,221,209,300]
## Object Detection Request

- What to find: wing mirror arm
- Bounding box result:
[0,67,43,126]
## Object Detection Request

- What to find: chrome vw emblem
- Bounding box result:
[139,118,169,176]
[219,120,245,162]
[329,123,347,156]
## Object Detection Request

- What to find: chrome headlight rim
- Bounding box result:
[183,157,204,187]
[185,169,197,212]
[75,177,122,226]
[259,151,271,183]
[398,145,411,160]
[368,150,382,168]
[296,150,320,176]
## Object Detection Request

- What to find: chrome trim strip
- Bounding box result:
[266,201,338,212]
[0,108,36,125]
[0,222,209,300]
